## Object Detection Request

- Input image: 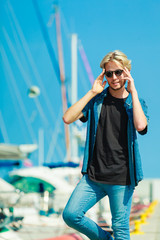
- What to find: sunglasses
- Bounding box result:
[105,69,123,78]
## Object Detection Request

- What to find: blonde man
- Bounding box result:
[62,50,149,240]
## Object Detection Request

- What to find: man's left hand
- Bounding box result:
[123,67,136,94]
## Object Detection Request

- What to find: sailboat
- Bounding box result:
[0,1,97,239]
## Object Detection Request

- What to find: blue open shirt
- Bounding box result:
[81,87,149,188]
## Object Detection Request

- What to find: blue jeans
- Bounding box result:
[63,175,134,240]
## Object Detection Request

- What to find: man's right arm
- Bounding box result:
[62,90,96,124]
[62,69,106,124]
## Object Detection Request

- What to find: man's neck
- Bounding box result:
[108,87,129,99]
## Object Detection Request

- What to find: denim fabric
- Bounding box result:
[63,175,134,240]
[81,87,149,188]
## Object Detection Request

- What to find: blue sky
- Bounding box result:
[0,0,160,178]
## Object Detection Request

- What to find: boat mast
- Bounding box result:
[71,34,78,162]
[55,5,71,161]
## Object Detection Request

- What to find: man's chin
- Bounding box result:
[109,85,123,91]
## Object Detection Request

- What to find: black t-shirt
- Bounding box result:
[87,90,131,185]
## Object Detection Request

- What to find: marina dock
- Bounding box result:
[131,202,160,240]
[0,202,159,240]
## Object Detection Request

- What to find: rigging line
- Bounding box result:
[46,109,65,163]
[2,78,29,143]
[1,46,37,143]
[0,111,10,143]
[5,4,29,73]
[78,40,95,85]
[2,27,49,126]
[6,1,57,122]
[0,57,29,143]
[32,0,60,82]
[4,4,64,156]
[78,60,92,93]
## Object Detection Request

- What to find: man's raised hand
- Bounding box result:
[91,69,107,95]
[123,67,136,94]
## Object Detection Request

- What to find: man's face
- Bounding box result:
[104,61,126,91]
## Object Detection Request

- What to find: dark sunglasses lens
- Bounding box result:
[105,71,113,78]
[115,70,123,76]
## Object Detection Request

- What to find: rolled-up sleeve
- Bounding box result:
[80,99,92,123]
[139,98,149,123]
[138,98,149,135]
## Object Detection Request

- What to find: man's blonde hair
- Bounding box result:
[100,50,131,70]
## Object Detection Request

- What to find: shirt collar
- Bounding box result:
[96,87,132,106]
